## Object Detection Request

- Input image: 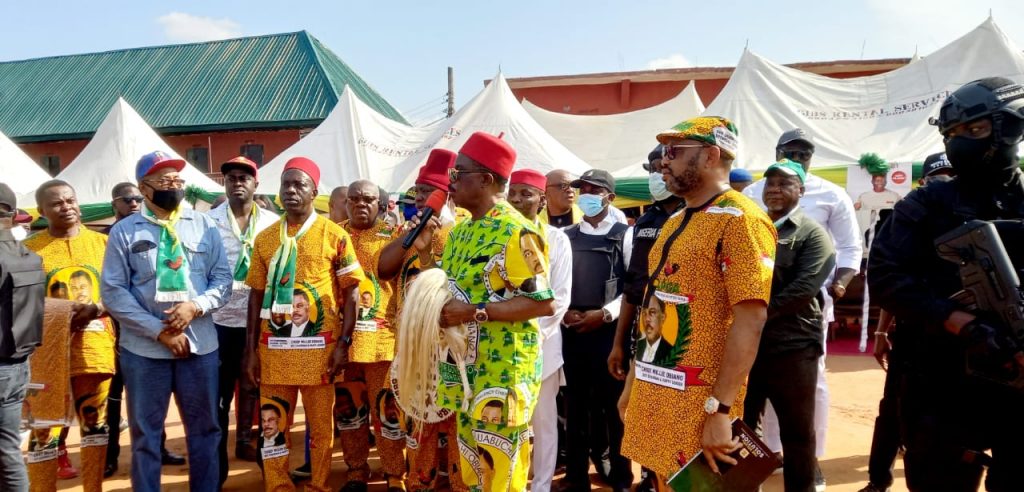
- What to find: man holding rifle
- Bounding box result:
[869,77,1024,492]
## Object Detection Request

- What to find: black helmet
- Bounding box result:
[932,77,1024,144]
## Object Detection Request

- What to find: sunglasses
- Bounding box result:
[143,178,186,189]
[448,168,489,183]
[662,144,708,161]
[546,183,572,192]
[779,149,814,161]
[118,195,145,204]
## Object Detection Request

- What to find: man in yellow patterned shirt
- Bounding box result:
[244,158,365,492]
[617,117,775,486]
[24,180,116,492]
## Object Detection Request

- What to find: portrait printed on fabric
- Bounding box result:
[258,396,290,453]
[635,291,692,370]
[488,228,550,300]
[74,392,106,436]
[376,388,405,441]
[47,266,104,332]
[356,275,381,322]
[28,427,61,452]
[333,381,370,432]
[465,426,525,492]
[268,283,323,337]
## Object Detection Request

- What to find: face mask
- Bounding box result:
[149,188,185,211]
[577,194,606,218]
[945,135,1020,185]
[648,173,674,202]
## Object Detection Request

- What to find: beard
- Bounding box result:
[666,154,703,195]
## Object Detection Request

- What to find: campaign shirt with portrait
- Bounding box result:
[438,201,554,427]
[246,215,365,386]
[343,219,405,363]
[24,229,116,376]
[621,190,776,477]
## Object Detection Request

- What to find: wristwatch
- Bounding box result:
[601,308,614,323]
[339,335,353,346]
[474,303,489,323]
[703,396,731,416]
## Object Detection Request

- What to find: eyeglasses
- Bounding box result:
[224,174,255,184]
[347,195,379,205]
[662,144,708,161]
[779,149,814,161]
[448,168,489,183]
[143,178,186,189]
[545,183,572,192]
[118,195,145,204]
[0,211,13,219]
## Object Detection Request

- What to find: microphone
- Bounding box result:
[403,190,447,250]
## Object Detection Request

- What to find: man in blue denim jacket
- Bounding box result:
[100,151,231,492]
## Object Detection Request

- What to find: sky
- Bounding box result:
[2,1,1023,124]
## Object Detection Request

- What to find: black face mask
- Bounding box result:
[149,188,185,211]
[945,135,1020,185]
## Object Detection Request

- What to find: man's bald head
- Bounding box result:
[329,185,349,223]
[346,180,381,229]
[544,169,576,216]
[546,169,572,185]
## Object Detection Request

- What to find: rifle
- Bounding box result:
[935,219,1024,390]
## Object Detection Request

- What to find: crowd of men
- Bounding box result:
[0,75,1023,492]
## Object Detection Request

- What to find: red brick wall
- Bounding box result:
[18,128,304,177]
[512,69,894,116]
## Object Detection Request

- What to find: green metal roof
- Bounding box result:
[0,31,406,142]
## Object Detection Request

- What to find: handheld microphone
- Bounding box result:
[403,190,447,249]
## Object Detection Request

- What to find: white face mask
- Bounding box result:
[648,173,674,202]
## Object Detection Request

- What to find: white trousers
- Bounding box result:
[530,368,564,491]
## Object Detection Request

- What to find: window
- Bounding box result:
[240,143,264,166]
[41,155,60,176]
[186,147,210,173]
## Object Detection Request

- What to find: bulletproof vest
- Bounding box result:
[563,222,628,311]
[0,238,45,361]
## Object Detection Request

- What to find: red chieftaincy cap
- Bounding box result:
[510,169,547,191]
[282,157,321,188]
[459,132,516,179]
[417,148,457,192]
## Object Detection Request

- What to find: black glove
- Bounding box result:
[960,318,1022,379]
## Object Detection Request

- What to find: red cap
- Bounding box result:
[416,148,456,192]
[221,156,259,179]
[459,132,516,179]
[282,157,321,188]
[510,169,546,191]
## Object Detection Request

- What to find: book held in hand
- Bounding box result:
[666,418,781,492]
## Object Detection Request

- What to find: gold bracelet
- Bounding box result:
[874,331,888,336]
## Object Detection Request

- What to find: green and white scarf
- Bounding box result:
[230,204,263,290]
[141,204,190,303]
[260,212,317,319]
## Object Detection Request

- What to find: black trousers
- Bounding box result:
[866,359,903,487]
[743,345,819,492]
[216,324,258,485]
[562,322,632,488]
[900,371,1024,492]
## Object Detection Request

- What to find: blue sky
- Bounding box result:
[2,1,1022,124]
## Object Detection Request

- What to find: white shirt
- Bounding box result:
[207,201,280,327]
[744,171,862,271]
[608,205,629,225]
[856,189,901,224]
[289,322,308,338]
[641,338,662,363]
[576,212,633,321]
[538,223,572,380]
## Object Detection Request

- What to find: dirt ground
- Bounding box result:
[52,354,904,491]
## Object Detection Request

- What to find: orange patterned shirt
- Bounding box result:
[247,214,365,386]
[24,229,116,376]
[343,219,405,363]
[621,190,776,477]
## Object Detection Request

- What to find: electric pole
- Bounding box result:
[446,66,455,118]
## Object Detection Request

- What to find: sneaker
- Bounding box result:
[857,484,889,492]
[103,462,117,479]
[290,462,312,483]
[339,480,369,492]
[57,447,80,480]
[814,466,826,492]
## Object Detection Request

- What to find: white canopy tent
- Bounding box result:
[257,73,590,194]
[27,98,221,207]
[703,17,1024,171]
[523,82,705,176]
[0,130,51,204]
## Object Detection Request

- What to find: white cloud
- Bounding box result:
[646,54,692,70]
[157,12,242,43]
